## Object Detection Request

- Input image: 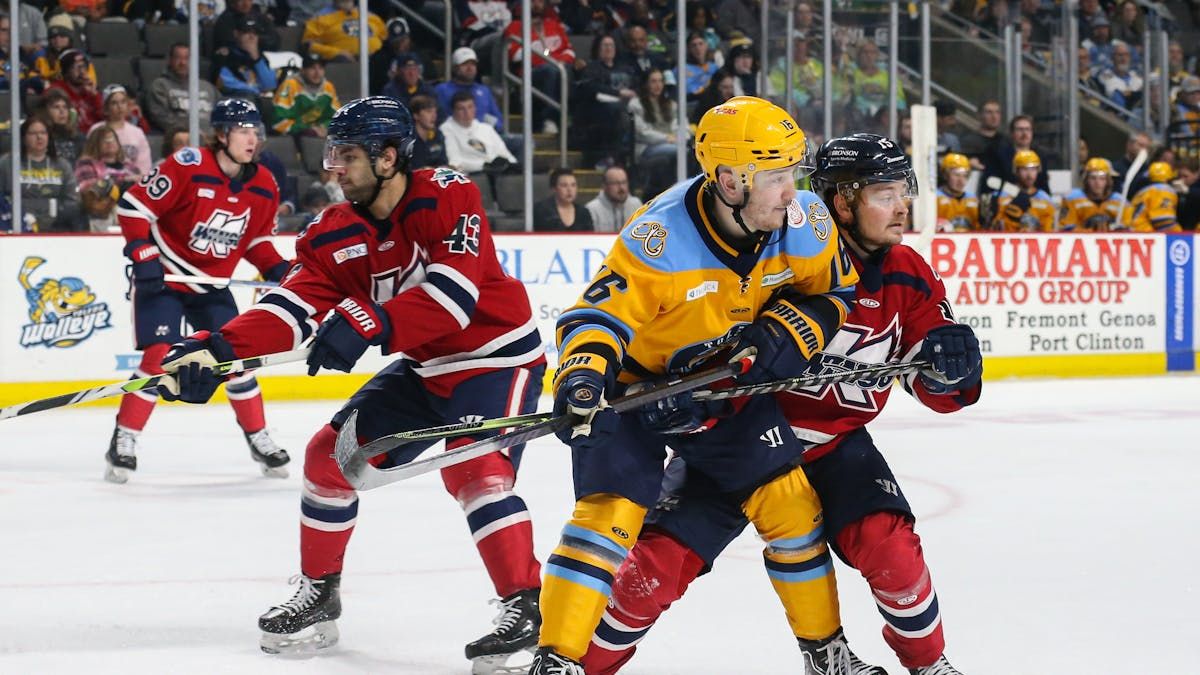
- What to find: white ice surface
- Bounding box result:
[2,375,1199,674]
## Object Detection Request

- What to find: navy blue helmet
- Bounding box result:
[324,96,416,170]
[210,98,263,131]
[810,133,917,206]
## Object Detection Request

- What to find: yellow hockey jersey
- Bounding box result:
[555,177,858,389]
[993,189,1055,232]
[303,9,386,60]
[936,188,979,232]
[1059,189,1125,232]
[1127,182,1180,232]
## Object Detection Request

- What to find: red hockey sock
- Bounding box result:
[582,529,706,675]
[115,344,169,432]
[299,425,358,579]
[441,442,540,598]
[837,512,945,669]
[225,373,266,433]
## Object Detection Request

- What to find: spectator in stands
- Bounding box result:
[575,33,639,168]
[769,31,823,130]
[47,50,102,133]
[629,68,684,198]
[1175,160,1200,230]
[725,42,757,97]
[296,185,331,231]
[214,0,280,54]
[794,1,818,38]
[257,148,298,218]
[1097,41,1143,110]
[0,116,82,232]
[1112,0,1144,47]
[455,0,513,47]
[617,25,670,88]
[115,0,178,23]
[310,166,344,203]
[1078,0,1105,37]
[32,25,88,83]
[1077,47,1104,105]
[586,165,641,233]
[977,0,1013,35]
[303,0,385,62]
[1017,15,1047,69]
[684,31,719,98]
[1173,76,1200,135]
[689,68,734,124]
[289,0,331,24]
[1019,0,1053,44]
[621,0,671,57]
[149,43,220,134]
[216,16,278,98]
[74,156,120,232]
[370,17,414,95]
[846,39,905,133]
[39,88,85,166]
[504,0,577,135]
[382,53,434,108]
[960,98,1004,173]
[435,47,507,132]
[161,127,189,160]
[273,53,340,136]
[409,94,448,169]
[78,125,140,189]
[1084,17,1118,73]
[90,85,153,175]
[713,0,760,45]
[687,4,722,53]
[534,167,594,232]
[936,100,962,154]
[0,14,43,95]
[992,114,1052,192]
[16,1,46,60]
[441,90,518,174]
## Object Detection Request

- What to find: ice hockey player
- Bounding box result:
[530,96,882,675]
[1060,157,1125,232]
[992,149,1054,231]
[582,133,983,675]
[1127,161,1181,232]
[935,153,979,231]
[106,98,291,484]
[156,96,547,673]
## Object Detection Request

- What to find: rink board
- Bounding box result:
[0,232,1194,406]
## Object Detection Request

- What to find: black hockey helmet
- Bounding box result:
[810,133,917,208]
[324,96,416,172]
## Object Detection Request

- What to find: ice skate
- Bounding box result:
[258,573,341,654]
[104,427,138,484]
[465,589,540,674]
[244,429,290,478]
[909,655,963,675]
[529,647,584,675]
[798,627,888,675]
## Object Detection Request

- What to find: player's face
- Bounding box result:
[854,181,911,248]
[946,168,967,193]
[225,126,259,163]
[1016,165,1038,189]
[1085,172,1110,199]
[742,165,799,232]
[328,145,378,203]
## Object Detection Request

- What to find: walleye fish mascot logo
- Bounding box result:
[18,256,113,348]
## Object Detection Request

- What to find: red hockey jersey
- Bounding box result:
[116,146,285,294]
[778,243,981,462]
[218,167,545,396]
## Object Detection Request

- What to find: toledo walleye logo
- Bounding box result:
[17,256,112,348]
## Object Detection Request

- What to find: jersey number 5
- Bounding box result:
[444,213,481,255]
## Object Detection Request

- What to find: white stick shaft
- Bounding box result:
[163,274,280,290]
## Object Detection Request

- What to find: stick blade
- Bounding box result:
[333,410,378,490]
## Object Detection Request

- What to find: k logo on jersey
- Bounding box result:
[188,209,250,258]
[787,314,903,411]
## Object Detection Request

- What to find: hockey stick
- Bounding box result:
[163,273,280,290]
[0,348,310,421]
[692,359,929,400]
[384,359,936,446]
[334,359,752,490]
[1117,148,1149,229]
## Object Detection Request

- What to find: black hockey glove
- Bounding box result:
[307,298,393,376]
[918,324,982,394]
[159,330,237,403]
[124,239,165,295]
[637,388,732,435]
[552,369,619,451]
[730,317,811,385]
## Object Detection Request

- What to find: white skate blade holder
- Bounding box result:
[471,648,535,675]
[259,620,340,655]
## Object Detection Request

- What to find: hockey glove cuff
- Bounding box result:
[730,316,815,385]
[552,370,619,451]
[159,331,237,403]
[306,298,393,376]
[918,324,983,394]
[124,239,165,295]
